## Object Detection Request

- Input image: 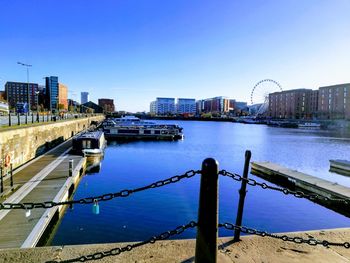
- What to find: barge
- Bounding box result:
[102,116,183,140]
[72,131,106,156]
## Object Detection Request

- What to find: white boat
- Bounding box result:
[72,131,106,156]
[102,116,183,140]
[298,122,321,129]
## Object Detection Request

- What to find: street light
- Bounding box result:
[17,62,32,115]
[35,91,40,122]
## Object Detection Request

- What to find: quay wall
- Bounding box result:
[0,116,104,169]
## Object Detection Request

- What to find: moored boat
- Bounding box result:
[102,116,183,140]
[72,131,106,156]
[298,122,321,129]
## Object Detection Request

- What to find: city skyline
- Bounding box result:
[1,0,350,112]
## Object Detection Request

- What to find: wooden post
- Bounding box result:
[195,158,219,263]
[233,150,252,242]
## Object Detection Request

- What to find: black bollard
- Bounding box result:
[10,163,13,188]
[233,150,252,242]
[8,112,11,126]
[17,113,20,125]
[195,158,219,263]
[0,167,3,194]
[25,114,28,125]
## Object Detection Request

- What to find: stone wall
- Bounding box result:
[0,116,104,169]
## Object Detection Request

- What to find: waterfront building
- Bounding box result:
[81,92,89,104]
[202,96,234,114]
[196,100,204,115]
[5,81,39,109]
[177,98,196,115]
[45,76,59,112]
[98,98,115,113]
[151,97,175,115]
[58,83,68,110]
[318,83,350,120]
[150,101,157,114]
[268,89,316,119]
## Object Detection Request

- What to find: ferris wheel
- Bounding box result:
[250,79,282,116]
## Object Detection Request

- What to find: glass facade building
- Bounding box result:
[45,76,59,111]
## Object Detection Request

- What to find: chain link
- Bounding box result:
[47,221,197,263]
[0,170,201,210]
[219,170,350,205]
[219,222,350,249]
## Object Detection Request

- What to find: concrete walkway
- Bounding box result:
[0,139,84,248]
[1,227,350,262]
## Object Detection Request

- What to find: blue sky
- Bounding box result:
[0,0,349,112]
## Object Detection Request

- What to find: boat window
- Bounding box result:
[82,140,92,149]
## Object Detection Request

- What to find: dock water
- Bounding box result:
[251,162,350,216]
[0,139,86,249]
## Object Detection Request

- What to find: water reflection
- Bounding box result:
[51,121,350,246]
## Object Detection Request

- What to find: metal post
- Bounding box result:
[17,113,20,125]
[233,150,252,242]
[25,114,28,125]
[69,159,74,177]
[195,158,219,263]
[8,112,11,126]
[32,112,34,123]
[10,163,13,188]
[0,167,3,194]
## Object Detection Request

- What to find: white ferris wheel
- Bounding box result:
[250,79,282,117]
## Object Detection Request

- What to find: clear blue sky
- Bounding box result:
[1,0,349,112]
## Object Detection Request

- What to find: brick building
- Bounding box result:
[268,89,318,119]
[318,83,350,119]
[98,98,115,113]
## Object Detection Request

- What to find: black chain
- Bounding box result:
[219,170,350,205]
[219,222,350,249]
[0,170,201,210]
[47,221,197,263]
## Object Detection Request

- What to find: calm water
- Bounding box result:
[51,121,350,245]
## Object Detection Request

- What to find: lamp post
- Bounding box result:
[17,62,32,115]
[35,91,40,122]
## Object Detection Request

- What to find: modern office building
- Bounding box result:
[58,83,68,110]
[202,96,234,113]
[98,98,115,113]
[45,76,59,111]
[318,83,350,119]
[5,81,39,109]
[196,100,204,115]
[81,92,89,104]
[177,98,196,115]
[268,89,317,119]
[150,101,157,114]
[150,97,175,115]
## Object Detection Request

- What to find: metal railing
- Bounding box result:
[1,151,350,263]
[0,113,103,128]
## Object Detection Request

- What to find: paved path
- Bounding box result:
[0,139,84,249]
[1,228,350,262]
